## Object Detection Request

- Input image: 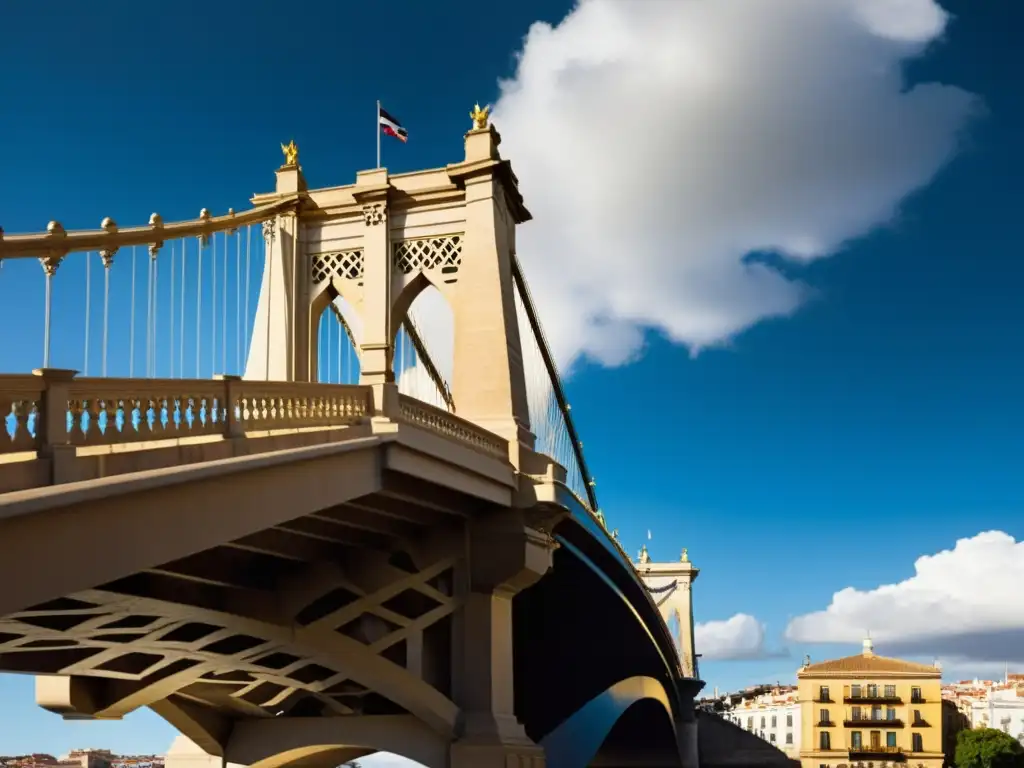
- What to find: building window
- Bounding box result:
[870,731,881,750]
[867,684,878,698]
[761,716,766,728]
[786,733,793,745]
[820,708,830,725]
[886,732,897,748]
[911,686,923,703]
[820,685,830,702]
[770,733,777,743]
[820,732,831,750]
[872,706,882,721]
[772,716,777,728]
[748,717,753,728]
[852,706,862,720]
[913,709,923,725]
[887,707,896,721]
[852,731,863,749]
[851,684,862,698]
[912,733,923,752]
[884,684,896,698]
[787,714,793,727]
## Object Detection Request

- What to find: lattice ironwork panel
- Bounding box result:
[311,249,364,284]
[393,236,462,280]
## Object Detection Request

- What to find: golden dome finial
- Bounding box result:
[470,103,491,130]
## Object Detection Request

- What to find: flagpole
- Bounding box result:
[376,100,381,169]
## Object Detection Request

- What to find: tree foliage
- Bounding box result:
[956,728,1024,768]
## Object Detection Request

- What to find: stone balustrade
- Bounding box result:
[0,372,509,493]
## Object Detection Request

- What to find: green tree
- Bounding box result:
[956,728,1024,768]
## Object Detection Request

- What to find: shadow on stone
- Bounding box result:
[698,712,800,768]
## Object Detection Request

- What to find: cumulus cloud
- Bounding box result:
[479,0,979,369]
[786,531,1024,665]
[696,613,787,661]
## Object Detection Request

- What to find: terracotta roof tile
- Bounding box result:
[798,653,940,677]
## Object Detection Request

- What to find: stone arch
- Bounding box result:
[226,714,446,768]
[390,268,452,346]
[540,676,677,768]
[391,271,455,408]
[309,280,362,383]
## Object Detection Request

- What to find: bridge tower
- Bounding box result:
[243,112,534,458]
[635,545,700,679]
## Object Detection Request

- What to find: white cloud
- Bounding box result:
[786,531,1024,664]
[481,0,979,369]
[696,613,786,661]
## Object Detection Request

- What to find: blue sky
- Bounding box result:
[2,0,1023,757]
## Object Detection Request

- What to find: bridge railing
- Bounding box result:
[1,371,373,459]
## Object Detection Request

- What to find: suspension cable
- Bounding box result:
[101,251,112,377]
[84,252,91,375]
[236,228,241,373]
[151,247,159,377]
[146,247,153,378]
[222,230,228,375]
[244,224,251,375]
[129,246,136,377]
[179,237,186,378]
[169,240,175,378]
[196,236,203,378]
[211,230,217,375]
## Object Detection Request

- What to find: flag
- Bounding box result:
[379,106,408,143]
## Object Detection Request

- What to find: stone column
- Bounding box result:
[447,122,534,461]
[449,510,554,768]
[244,162,307,382]
[636,555,700,679]
[352,168,400,418]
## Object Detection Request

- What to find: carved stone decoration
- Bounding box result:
[38,254,63,277]
[311,249,364,283]
[362,203,386,226]
[262,218,276,245]
[393,235,463,282]
[100,248,117,269]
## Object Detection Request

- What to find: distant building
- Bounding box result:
[699,684,801,758]
[942,676,1024,743]
[796,638,945,768]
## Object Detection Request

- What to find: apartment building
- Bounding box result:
[797,638,943,768]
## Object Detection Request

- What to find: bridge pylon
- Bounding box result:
[636,545,700,680]
[244,116,535,459]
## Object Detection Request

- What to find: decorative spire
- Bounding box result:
[470,103,491,130]
[637,544,651,565]
[281,139,299,167]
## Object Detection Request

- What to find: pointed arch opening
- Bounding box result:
[393,279,453,412]
[312,292,361,385]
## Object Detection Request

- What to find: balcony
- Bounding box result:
[911,697,926,704]
[912,719,930,727]
[845,717,904,727]
[819,720,836,727]
[844,691,902,704]
[849,746,906,761]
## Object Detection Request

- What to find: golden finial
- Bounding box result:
[470,103,491,130]
[281,140,299,167]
